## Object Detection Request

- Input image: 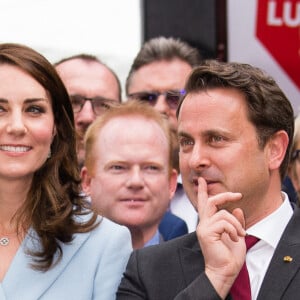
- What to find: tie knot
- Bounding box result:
[245,235,259,251]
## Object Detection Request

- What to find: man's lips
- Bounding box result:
[192,177,219,189]
[192,178,199,186]
[119,198,148,208]
[120,198,146,202]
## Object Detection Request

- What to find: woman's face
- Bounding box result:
[0,64,55,181]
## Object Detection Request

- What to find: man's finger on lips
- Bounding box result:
[197,177,210,212]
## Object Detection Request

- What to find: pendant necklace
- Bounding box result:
[0,237,9,246]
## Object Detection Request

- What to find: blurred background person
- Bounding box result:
[55,54,121,167]
[126,36,200,131]
[81,100,188,249]
[126,36,201,232]
[0,43,131,299]
[283,114,300,204]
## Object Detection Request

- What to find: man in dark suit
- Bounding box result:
[117,60,297,299]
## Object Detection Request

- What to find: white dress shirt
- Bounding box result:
[246,192,293,300]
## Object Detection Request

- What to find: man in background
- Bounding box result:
[55,54,121,166]
[56,53,185,239]
[126,36,201,232]
[81,101,187,249]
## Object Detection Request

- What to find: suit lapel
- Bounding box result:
[173,207,300,299]
[257,207,300,299]
[177,233,205,285]
[3,228,90,300]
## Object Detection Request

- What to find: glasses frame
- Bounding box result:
[128,89,186,109]
[69,94,117,115]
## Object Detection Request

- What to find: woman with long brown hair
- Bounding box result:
[0,43,131,299]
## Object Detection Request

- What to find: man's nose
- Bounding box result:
[153,95,170,115]
[126,167,145,189]
[188,143,211,170]
[75,101,95,127]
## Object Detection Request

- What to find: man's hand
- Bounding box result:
[196,177,246,299]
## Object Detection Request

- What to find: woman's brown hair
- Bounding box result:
[0,43,98,271]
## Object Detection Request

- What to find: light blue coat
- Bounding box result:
[0,217,132,300]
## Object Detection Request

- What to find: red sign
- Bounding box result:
[256,0,300,89]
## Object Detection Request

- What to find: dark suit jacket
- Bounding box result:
[159,211,188,241]
[282,175,299,204]
[117,207,300,299]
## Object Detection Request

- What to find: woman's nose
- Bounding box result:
[6,112,27,135]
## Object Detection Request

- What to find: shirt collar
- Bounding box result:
[247,192,293,249]
[143,230,160,247]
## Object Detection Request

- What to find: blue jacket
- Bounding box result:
[159,211,188,241]
[0,217,132,300]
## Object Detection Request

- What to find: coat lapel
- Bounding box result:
[2,228,90,300]
[177,233,205,285]
[257,207,300,299]
[176,208,300,300]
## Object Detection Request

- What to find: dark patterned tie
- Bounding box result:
[230,235,260,300]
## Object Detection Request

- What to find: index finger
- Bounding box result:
[197,177,215,216]
[197,177,243,218]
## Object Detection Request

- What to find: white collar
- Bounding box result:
[247,192,293,249]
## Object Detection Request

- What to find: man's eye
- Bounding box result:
[179,138,194,147]
[111,165,124,170]
[213,136,223,142]
[209,135,225,144]
[145,165,160,171]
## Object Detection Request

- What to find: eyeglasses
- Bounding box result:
[128,89,186,109]
[69,94,117,115]
[292,149,300,162]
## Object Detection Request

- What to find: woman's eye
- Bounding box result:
[27,106,45,114]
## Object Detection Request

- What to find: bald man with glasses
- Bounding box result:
[55,54,121,167]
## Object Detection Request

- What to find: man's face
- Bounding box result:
[128,59,192,131]
[55,58,120,165]
[178,88,272,214]
[82,116,177,232]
